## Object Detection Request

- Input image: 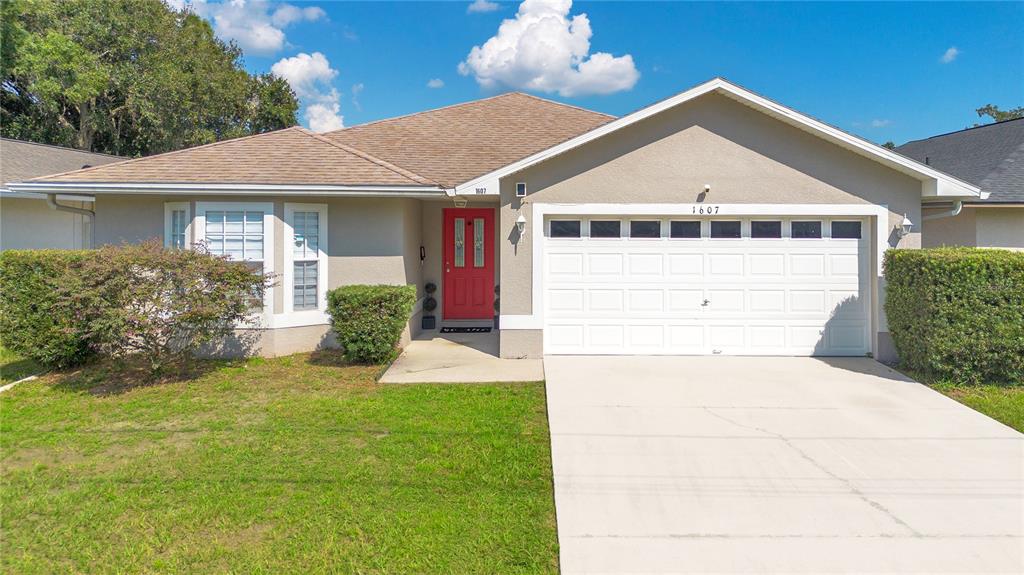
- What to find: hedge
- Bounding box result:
[0,250,93,368]
[884,248,1024,384]
[327,284,417,364]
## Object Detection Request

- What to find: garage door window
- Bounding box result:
[550,220,581,238]
[832,221,862,239]
[710,220,741,239]
[670,220,701,239]
[629,220,661,239]
[792,221,822,239]
[590,220,621,238]
[751,221,782,239]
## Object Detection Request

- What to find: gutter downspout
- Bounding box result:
[46,193,95,248]
[922,200,963,221]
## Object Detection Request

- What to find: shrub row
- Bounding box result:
[327,284,417,364]
[884,248,1024,384]
[0,242,268,371]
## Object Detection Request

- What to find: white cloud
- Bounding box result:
[458,0,639,97]
[271,52,344,131]
[426,78,445,89]
[351,82,364,111]
[176,1,326,56]
[467,0,501,13]
[870,119,892,128]
[940,46,959,64]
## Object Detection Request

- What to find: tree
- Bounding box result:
[881,141,897,150]
[976,104,1024,124]
[1,0,298,156]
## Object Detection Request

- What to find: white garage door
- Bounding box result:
[542,216,871,356]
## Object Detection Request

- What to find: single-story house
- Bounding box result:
[8,78,983,361]
[896,118,1023,250]
[1,138,122,251]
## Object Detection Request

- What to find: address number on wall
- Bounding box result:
[691,205,721,215]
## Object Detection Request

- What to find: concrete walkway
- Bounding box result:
[544,356,1024,574]
[379,331,543,383]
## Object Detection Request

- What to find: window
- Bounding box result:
[285,203,327,314]
[164,202,190,249]
[454,217,465,267]
[515,182,527,197]
[473,217,485,268]
[791,221,822,239]
[832,221,862,239]
[670,221,701,239]
[629,220,661,238]
[196,202,274,313]
[710,220,741,238]
[291,210,321,310]
[751,221,782,239]
[590,220,621,238]
[550,220,581,238]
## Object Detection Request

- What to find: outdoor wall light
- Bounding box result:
[897,213,914,239]
[704,184,711,193]
[516,213,527,234]
[452,196,468,208]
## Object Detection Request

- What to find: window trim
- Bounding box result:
[284,203,329,315]
[588,219,623,239]
[548,219,582,239]
[628,219,662,239]
[668,220,703,240]
[749,219,783,239]
[194,201,275,318]
[831,219,863,240]
[791,220,823,240]
[709,219,743,239]
[163,202,191,249]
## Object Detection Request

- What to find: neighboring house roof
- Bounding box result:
[1,138,121,186]
[454,78,981,199]
[323,92,614,188]
[896,118,1024,203]
[28,127,437,188]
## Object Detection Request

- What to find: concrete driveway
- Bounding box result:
[544,356,1023,574]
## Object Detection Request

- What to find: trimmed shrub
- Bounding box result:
[0,250,93,368]
[884,248,1024,384]
[327,284,417,364]
[0,241,270,372]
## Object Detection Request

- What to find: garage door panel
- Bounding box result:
[544,217,870,356]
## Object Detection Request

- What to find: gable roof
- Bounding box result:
[453,78,982,200]
[323,92,614,188]
[896,118,1024,203]
[1,138,121,186]
[27,127,437,189]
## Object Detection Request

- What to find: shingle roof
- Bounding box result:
[896,118,1024,203]
[1,138,121,185]
[324,92,615,188]
[29,127,435,187]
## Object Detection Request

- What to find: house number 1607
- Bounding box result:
[692,206,720,214]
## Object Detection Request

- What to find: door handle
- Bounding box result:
[702,299,710,306]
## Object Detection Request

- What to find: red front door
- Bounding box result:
[443,208,495,320]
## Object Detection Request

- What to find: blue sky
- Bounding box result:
[180,1,1023,145]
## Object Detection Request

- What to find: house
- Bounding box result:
[896,118,1023,250]
[1,138,122,251]
[7,78,982,361]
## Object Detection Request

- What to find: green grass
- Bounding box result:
[0,345,44,384]
[929,382,1024,433]
[0,353,558,574]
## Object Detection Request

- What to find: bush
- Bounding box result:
[0,241,270,372]
[327,284,417,364]
[884,248,1024,384]
[0,250,93,368]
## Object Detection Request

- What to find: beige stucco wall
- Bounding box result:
[1,196,92,250]
[498,92,925,358]
[922,206,1024,250]
[922,206,977,248]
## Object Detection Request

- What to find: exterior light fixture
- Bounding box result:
[897,213,913,239]
[516,213,527,234]
[704,184,711,193]
[453,196,468,208]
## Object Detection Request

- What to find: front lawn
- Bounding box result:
[0,345,43,384]
[930,382,1024,433]
[0,353,557,574]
